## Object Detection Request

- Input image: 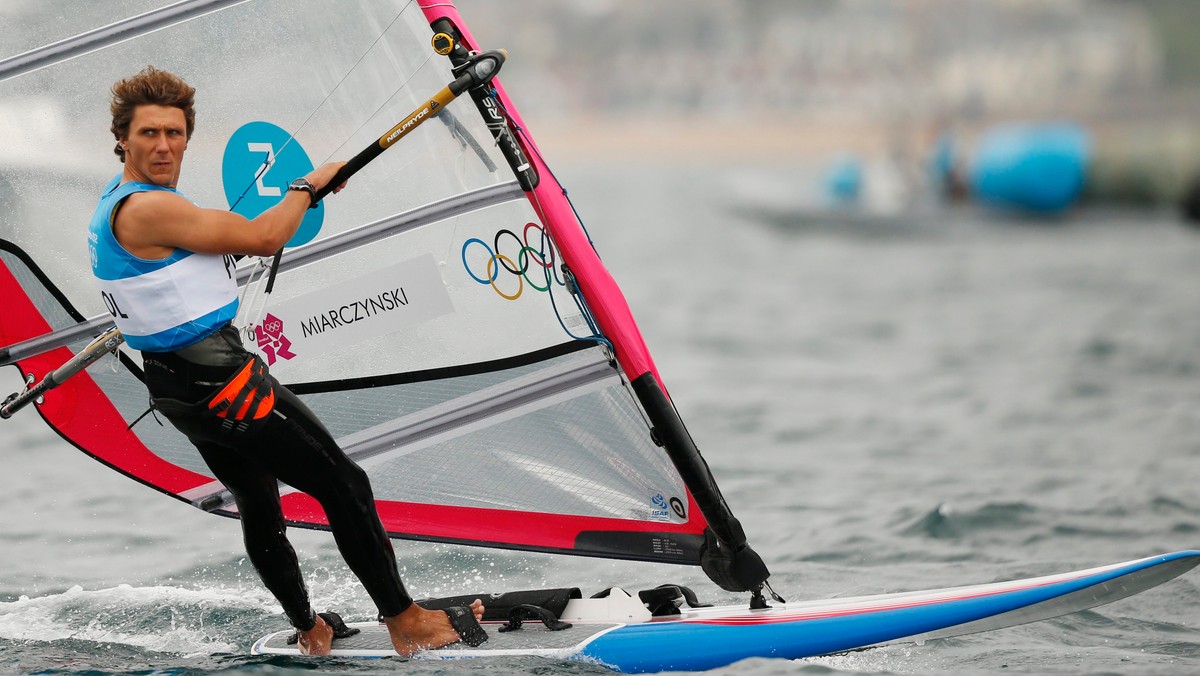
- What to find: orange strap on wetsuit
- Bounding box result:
[207,356,275,432]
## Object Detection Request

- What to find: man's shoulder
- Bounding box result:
[114,189,199,246]
[123,186,186,203]
[121,188,193,217]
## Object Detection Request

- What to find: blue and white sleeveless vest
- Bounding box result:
[88,176,239,352]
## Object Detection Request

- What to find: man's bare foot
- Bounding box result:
[383,599,485,657]
[296,614,334,655]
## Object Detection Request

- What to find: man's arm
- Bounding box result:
[114,162,347,258]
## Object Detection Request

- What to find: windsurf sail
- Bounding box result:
[0,0,769,596]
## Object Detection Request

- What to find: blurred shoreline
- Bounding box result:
[532,108,1200,162]
[528,76,1200,149]
[528,98,1200,209]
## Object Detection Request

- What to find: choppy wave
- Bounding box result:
[0,583,269,654]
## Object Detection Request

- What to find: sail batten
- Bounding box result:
[281,179,524,272]
[0,316,108,366]
[336,350,616,462]
[0,0,251,83]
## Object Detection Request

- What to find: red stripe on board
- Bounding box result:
[0,258,214,495]
[277,493,707,551]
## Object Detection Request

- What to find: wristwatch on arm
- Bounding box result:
[287,177,318,209]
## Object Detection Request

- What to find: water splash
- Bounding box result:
[0,583,277,655]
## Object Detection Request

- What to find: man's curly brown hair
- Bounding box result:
[110,66,196,163]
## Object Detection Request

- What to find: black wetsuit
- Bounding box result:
[142,324,413,629]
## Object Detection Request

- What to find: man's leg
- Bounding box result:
[194,441,316,631]
[249,386,485,655]
[249,386,412,617]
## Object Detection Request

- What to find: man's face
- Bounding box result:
[122,104,188,187]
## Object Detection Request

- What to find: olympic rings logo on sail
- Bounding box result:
[461,223,564,300]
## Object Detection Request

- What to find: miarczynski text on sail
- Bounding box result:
[299,289,410,338]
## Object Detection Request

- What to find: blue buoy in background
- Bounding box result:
[823,153,863,206]
[970,123,1091,213]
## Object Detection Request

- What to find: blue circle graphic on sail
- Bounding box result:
[221,121,322,247]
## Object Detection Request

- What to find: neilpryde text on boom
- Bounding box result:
[385,104,431,145]
[300,288,409,337]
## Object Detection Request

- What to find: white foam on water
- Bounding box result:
[797,643,942,674]
[0,582,279,655]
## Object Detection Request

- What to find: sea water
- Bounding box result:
[2,163,1199,674]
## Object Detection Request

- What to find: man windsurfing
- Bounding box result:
[87,65,485,656]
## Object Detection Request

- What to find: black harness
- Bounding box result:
[140,325,277,439]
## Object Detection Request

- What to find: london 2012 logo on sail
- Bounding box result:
[461,223,565,300]
[255,313,296,366]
